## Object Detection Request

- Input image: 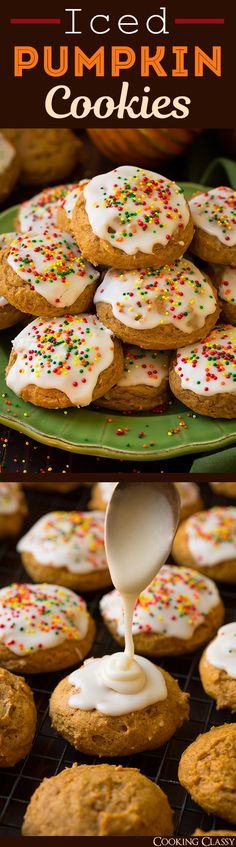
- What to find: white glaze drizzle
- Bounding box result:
[187,506,236,566]
[68,654,167,716]
[189,187,236,246]
[17,511,108,574]
[206,622,236,678]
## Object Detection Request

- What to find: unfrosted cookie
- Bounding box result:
[57,180,89,234]
[208,263,236,325]
[0,583,95,673]
[172,506,236,582]
[72,166,194,269]
[174,483,203,521]
[18,510,111,592]
[0,482,27,537]
[6,314,124,409]
[178,723,236,824]
[0,668,36,767]
[16,184,75,234]
[13,129,83,186]
[210,482,236,497]
[0,133,20,203]
[189,187,236,263]
[194,831,236,837]
[89,482,117,511]
[0,232,22,328]
[169,324,236,418]
[0,230,100,317]
[100,564,224,657]
[22,762,173,837]
[95,260,219,349]
[199,622,236,711]
[98,346,169,411]
[50,663,189,756]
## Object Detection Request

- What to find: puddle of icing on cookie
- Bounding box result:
[17,511,107,574]
[0,583,89,654]
[64,179,89,219]
[0,134,14,173]
[0,482,22,514]
[6,314,115,407]
[175,482,200,508]
[84,166,189,255]
[174,324,236,395]
[19,184,75,233]
[206,622,236,677]
[187,506,236,566]
[189,187,236,246]
[94,259,216,333]
[7,230,99,308]
[117,345,169,388]
[69,653,166,716]
[100,564,220,641]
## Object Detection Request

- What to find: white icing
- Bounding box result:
[0,134,14,174]
[94,260,216,333]
[117,346,169,388]
[206,622,236,678]
[0,583,89,655]
[19,184,75,233]
[84,166,189,255]
[6,314,115,408]
[0,482,23,515]
[189,187,236,246]
[17,511,108,574]
[175,482,201,508]
[0,232,17,251]
[7,230,99,308]
[64,180,89,219]
[214,265,236,304]
[187,506,236,566]
[68,654,167,716]
[174,325,236,396]
[100,564,220,641]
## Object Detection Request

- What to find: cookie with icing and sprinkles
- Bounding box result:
[100,564,224,656]
[0,583,95,673]
[189,187,236,263]
[173,505,236,582]
[169,324,236,418]
[0,229,100,317]
[5,314,124,409]
[72,166,194,269]
[207,263,236,326]
[98,345,170,411]
[0,232,23,329]
[16,184,75,234]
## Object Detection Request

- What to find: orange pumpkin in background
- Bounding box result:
[87,128,201,167]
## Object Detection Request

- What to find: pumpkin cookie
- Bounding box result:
[6,314,123,409]
[0,583,95,674]
[18,510,111,592]
[172,506,236,582]
[72,166,193,269]
[178,723,236,824]
[0,668,36,767]
[50,662,189,756]
[169,324,236,418]
[13,129,83,186]
[194,831,236,836]
[89,482,117,511]
[98,346,169,411]
[210,482,236,497]
[16,184,75,234]
[24,482,79,493]
[0,132,20,203]
[0,232,22,328]
[199,622,236,711]
[100,564,224,657]
[22,762,173,837]
[0,230,100,317]
[0,482,27,537]
[189,187,236,263]
[94,260,219,349]
[57,180,89,234]
[174,483,203,521]
[208,263,236,325]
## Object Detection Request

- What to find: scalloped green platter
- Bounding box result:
[0,185,236,461]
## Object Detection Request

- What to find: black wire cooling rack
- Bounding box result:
[0,482,235,837]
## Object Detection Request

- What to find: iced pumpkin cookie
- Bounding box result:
[208,264,236,325]
[199,622,236,712]
[95,259,219,349]
[189,187,236,263]
[100,564,224,657]
[57,180,89,234]
[0,232,22,329]
[0,230,100,317]
[172,506,236,582]
[0,583,95,674]
[89,482,117,511]
[6,314,123,409]
[0,132,20,203]
[0,668,36,767]
[16,184,75,234]
[98,346,169,411]
[22,762,173,837]
[72,166,193,269]
[174,483,203,521]
[50,659,189,757]
[210,482,236,497]
[14,129,83,186]
[18,510,111,592]
[169,324,236,418]
[0,482,27,537]
[178,723,236,824]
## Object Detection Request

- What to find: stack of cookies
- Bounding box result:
[0,167,236,418]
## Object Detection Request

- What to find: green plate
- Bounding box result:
[0,185,236,461]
